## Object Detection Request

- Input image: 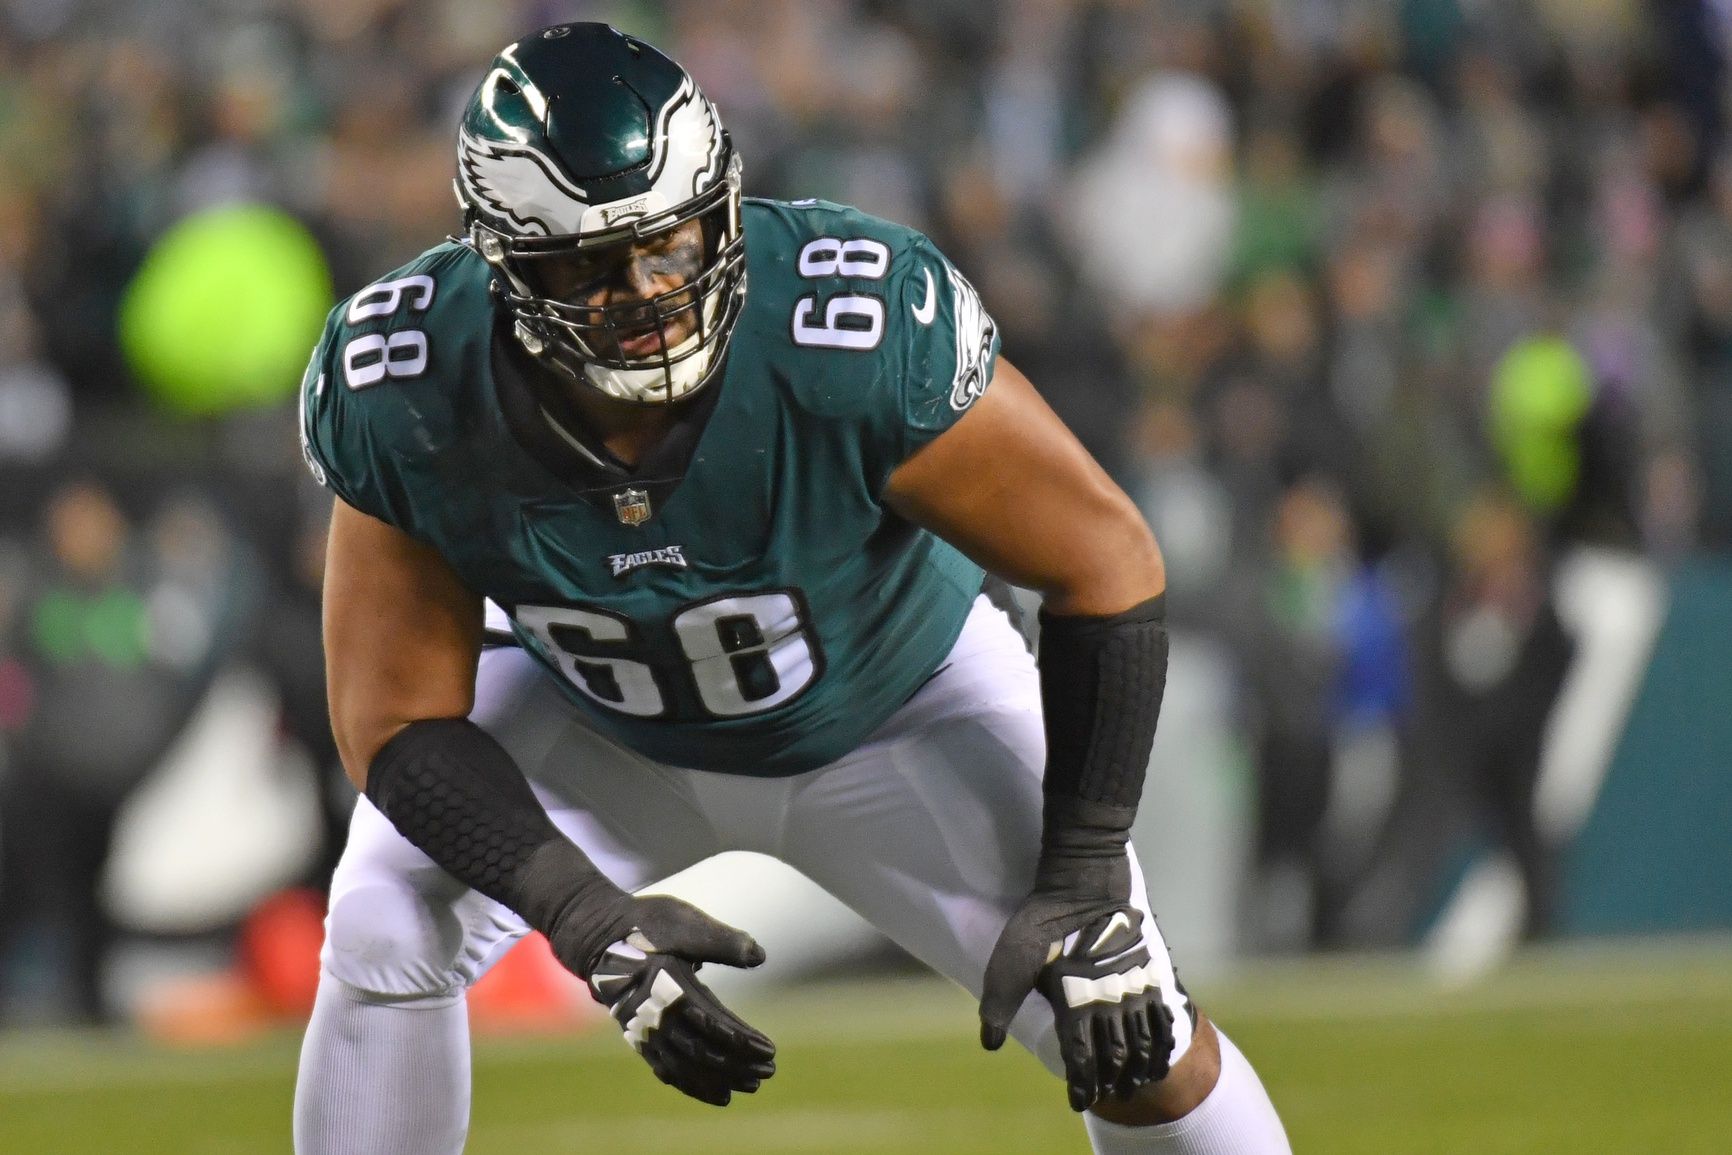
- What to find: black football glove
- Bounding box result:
[979,856,1174,1111]
[361,721,776,1104]
[1040,908,1174,1109]
[577,897,776,1106]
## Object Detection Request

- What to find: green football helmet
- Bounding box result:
[455,23,745,404]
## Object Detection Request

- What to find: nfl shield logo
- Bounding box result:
[613,487,652,526]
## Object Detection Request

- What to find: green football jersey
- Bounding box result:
[301,198,1000,775]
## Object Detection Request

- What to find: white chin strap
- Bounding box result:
[582,325,712,403]
[582,289,725,403]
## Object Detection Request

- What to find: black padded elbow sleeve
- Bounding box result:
[1037,593,1169,820]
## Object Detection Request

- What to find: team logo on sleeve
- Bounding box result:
[946,265,996,411]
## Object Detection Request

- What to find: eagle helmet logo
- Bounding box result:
[456,130,592,239]
[454,23,746,406]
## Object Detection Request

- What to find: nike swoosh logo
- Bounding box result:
[1090,910,1134,954]
[912,268,936,324]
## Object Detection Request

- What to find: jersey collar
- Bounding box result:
[490,314,725,521]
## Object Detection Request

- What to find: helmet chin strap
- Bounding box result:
[514,290,724,405]
[583,326,712,403]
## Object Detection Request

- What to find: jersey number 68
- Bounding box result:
[513,591,824,720]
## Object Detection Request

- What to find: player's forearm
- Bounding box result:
[364,717,629,972]
[1034,595,1169,887]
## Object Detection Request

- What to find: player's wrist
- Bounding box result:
[1033,796,1134,901]
[511,840,635,976]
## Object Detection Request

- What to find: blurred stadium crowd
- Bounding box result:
[1,0,1728,1026]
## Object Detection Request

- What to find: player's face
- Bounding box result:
[518,221,706,360]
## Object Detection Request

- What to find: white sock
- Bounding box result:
[293,972,473,1155]
[1084,1030,1291,1154]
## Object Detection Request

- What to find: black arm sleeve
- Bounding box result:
[365,717,627,969]
[1035,594,1169,865]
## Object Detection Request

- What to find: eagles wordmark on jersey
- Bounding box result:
[302,198,1000,776]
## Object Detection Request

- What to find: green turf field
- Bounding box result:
[2,940,1729,1153]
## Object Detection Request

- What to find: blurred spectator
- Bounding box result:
[0,479,254,1023]
[1061,70,1237,324]
[1230,120,1323,288]
[1403,488,1575,941]
[1224,476,1409,951]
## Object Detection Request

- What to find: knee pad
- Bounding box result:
[321,882,478,1005]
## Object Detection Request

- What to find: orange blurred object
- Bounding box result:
[468,929,599,1035]
[237,886,328,1017]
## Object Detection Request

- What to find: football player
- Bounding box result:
[292,22,1289,1155]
